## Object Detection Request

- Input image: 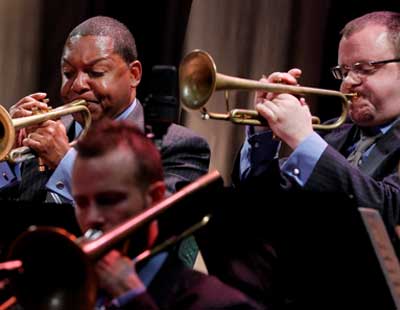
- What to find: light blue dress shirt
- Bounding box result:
[46,100,138,201]
[240,121,394,187]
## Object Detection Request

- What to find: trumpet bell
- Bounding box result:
[179,49,217,110]
[0,105,15,161]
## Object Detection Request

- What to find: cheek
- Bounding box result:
[364,82,390,110]
[102,205,135,228]
[107,74,133,99]
[75,209,87,231]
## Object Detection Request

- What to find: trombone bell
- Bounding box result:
[5,170,221,310]
[179,49,355,130]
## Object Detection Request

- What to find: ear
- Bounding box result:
[129,60,142,87]
[144,181,165,248]
[146,181,166,206]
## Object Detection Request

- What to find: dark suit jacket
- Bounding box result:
[8,100,210,201]
[234,119,400,238]
[119,249,262,310]
[306,120,400,240]
[205,120,400,309]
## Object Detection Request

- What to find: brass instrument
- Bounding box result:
[179,49,356,130]
[2,170,221,310]
[0,99,91,164]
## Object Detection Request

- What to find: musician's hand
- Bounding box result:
[256,93,313,149]
[254,68,302,105]
[96,250,145,298]
[22,120,70,169]
[253,69,302,133]
[10,93,49,147]
[10,92,49,118]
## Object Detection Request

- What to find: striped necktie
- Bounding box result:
[347,132,382,167]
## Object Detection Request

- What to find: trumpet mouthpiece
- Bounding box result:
[346,92,359,104]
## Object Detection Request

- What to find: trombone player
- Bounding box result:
[239,11,400,243]
[70,118,258,309]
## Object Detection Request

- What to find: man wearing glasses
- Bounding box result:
[230,10,400,307]
[239,11,400,241]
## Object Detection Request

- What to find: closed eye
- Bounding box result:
[95,192,128,207]
[88,71,105,78]
[63,70,76,79]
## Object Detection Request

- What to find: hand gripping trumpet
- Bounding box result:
[0,99,91,165]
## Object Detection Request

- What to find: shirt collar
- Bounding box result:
[137,251,168,287]
[360,117,400,137]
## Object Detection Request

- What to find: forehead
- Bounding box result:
[72,149,137,194]
[338,25,394,63]
[62,35,120,64]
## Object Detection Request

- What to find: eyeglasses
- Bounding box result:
[331,58,400,80]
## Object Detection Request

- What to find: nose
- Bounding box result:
[340,71,362,92]
[71,72,90,94]
[85,204,105,231]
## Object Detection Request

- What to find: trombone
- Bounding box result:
[0,99,91,164]
[179,49,356,130]
[1,170,221,310]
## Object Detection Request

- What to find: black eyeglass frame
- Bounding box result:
[331,58,400,80]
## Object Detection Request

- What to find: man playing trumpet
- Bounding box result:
[0,16,210,206]
[239,11,400,243]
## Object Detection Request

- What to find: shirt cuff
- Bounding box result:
[0,162,18,188]
[46,148,77,202]
[281,132,327,186]
[240,129,280,181]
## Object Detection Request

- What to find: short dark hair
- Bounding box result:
[76,118,163,190]
[340,11,400,57]
[66,16,138,63]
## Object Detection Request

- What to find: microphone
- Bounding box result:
[142,65,179,149]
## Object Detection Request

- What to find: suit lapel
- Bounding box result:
[323,123,358,155]
[360,120,400,176]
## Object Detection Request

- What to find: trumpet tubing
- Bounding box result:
[0,99,91,163]
[179,49,356,130]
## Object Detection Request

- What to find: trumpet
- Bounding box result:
[1,170,221,310]
[0,99,91,164]
[179,49,356,130]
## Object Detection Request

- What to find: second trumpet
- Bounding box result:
[179,49,356,130]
